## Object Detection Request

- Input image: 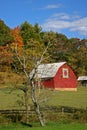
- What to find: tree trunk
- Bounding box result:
[24,88,30,124]
[30,80,45,126]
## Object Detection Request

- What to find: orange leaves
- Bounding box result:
[10,27,24,48]
[10,27,24,57]
[0,27,24,67]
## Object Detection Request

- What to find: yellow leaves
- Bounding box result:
[0,46,13,65]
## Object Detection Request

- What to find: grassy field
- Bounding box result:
[0,122,87,130]
[0,88,24,110]
[0,86,87,129]
[0,72,87,110]
[46,86,87,109]
[0,86,87,109]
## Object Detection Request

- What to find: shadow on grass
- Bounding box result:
[21,122,32,127]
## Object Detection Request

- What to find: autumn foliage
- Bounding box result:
[10,27,24,48]
[0,46,13,71]
[0,19,87,75]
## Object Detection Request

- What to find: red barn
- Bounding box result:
[36,62,77,91]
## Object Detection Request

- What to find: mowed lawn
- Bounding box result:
[0,86,87,109]
[0,122,87,130]
[46,86,87,109]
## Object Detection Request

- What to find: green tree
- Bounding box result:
[34,23,42,33]
[51,33,68,62]
[0,19,13,46]
[44,32,68,62]
[40,31,58,62]
[20,21,43,49]
[75,39,87,75]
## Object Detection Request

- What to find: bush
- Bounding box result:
[0,115,10,125]
[73,110,87,123]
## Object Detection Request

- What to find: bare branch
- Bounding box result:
[15,45,29,78]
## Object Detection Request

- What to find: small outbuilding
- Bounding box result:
[77,76,87,87]
[35,62,77,91]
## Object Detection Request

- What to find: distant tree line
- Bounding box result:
[0,19,87,76]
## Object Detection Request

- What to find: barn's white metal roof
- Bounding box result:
[77,76,87,81]
[31,62,66,79]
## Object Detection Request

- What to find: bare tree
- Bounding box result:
[14,42,50,126]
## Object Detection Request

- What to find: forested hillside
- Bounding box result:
[0,19,87,83]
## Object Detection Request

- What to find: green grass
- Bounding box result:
[0,86,87,109]
[45,86,87,109]
[0,86,87,129]
[0,122,87,130]
[0,88,24,110]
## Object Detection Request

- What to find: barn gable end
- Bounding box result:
[53,63,77,91]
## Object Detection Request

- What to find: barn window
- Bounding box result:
[62,68,69,78]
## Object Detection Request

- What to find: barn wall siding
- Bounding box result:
[42,78,54,89]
